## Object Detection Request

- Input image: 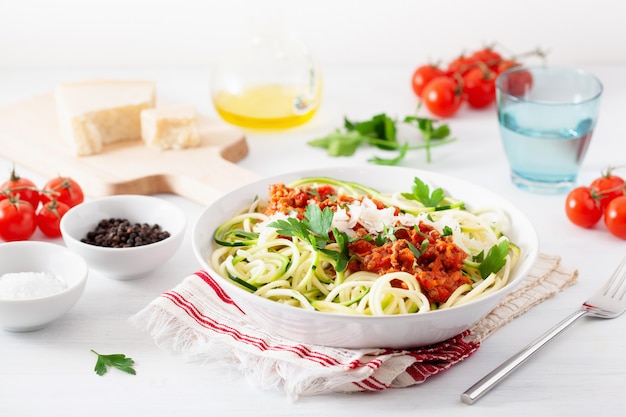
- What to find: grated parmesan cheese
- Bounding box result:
[0,272,68,300]
[260,197,426,236]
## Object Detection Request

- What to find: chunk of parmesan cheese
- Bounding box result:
[140,104,201,150]
[55,80,156,156]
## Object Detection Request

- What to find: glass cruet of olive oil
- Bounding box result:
[210,8,322,130]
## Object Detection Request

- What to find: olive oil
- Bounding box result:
[210,3,322,130]
[213,84,321,129]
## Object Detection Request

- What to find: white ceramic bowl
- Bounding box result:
[0,241,88,332]
[60,195,186,280]
[192,166,539,349]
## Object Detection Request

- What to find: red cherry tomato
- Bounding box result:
[411,64,445,98]
[469,48,503,70]
[421,76,463,118]
[565,186,602,228]
[497,59,522,74]
[499,67,533,97]
[36,199,71,238]
[590,172,625,212]
[604,196,626,239]
[462,67,497,109]
[446,55,477,77]
[42,176,84,208]
[0,197,37,241]
[0,167,40,210]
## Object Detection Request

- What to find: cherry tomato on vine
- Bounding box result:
[497,59,522,74]
[590,172,625,212]
[462,67,497,109]
[42,176,84,208]
[604,196,626,239]
[421,76,463,118]
[446,55,477,77]
[0,197,37,241]
[0,167,40,210]
[411,64,445,98]
[469,48,503,70]
[565,186,602,228]
[36,199,70,238]
[500,67,533,97]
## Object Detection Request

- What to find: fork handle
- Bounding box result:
[461,309,588,405]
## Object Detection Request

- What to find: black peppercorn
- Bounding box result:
[81,218,170,248]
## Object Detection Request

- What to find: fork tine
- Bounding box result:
[603,256,626,300]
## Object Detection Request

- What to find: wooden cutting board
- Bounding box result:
[0,93,261,205]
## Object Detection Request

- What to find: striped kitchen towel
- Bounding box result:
[131,253,577,398]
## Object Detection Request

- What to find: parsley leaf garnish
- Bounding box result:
[407,240,429,259]
[308,112,455,165]
[302,204,333,245]
[91,350,136,376]
[269,205,330,250]
[477,240,510,279]
[321,228,351,273]
[400,177,445,207]
[268,205,351,272]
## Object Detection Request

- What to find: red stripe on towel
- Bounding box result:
[353,376,390,391]
[160,271,480,391]
[193,270,245,314]
[162,287,364,369]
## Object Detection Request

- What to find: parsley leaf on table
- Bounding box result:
[404,115,452,163]
[91,349,136,376]
[308,112,455,165]
[368,142,409,165]
[309,130,364,157]
[345,113,397,149]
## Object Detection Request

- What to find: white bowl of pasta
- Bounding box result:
[192,166,539,349]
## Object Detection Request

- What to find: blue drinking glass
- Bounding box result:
[496,66,603,194]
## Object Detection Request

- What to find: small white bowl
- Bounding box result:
[0,241,88,332]
[60,195,186,280]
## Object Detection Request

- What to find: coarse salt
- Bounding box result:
[0,271,68,300]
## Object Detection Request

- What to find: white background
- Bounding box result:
[1,0,625,70]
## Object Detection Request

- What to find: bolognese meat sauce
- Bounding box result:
[265,183,470,305]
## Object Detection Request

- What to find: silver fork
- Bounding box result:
[461,256,626,405]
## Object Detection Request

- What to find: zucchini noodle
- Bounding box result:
[209,176,520,316]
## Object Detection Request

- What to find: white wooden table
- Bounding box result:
[1,65,625,416]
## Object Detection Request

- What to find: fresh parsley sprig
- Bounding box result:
[400,177,466,211]
[91,350,136,376]
[476,240,510,279]
[404,115,452,163]
[269,205,332,250]
[308,112,456,165]
[401,177,445,207]
[268,205,351,272]
[322,230,351,273]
